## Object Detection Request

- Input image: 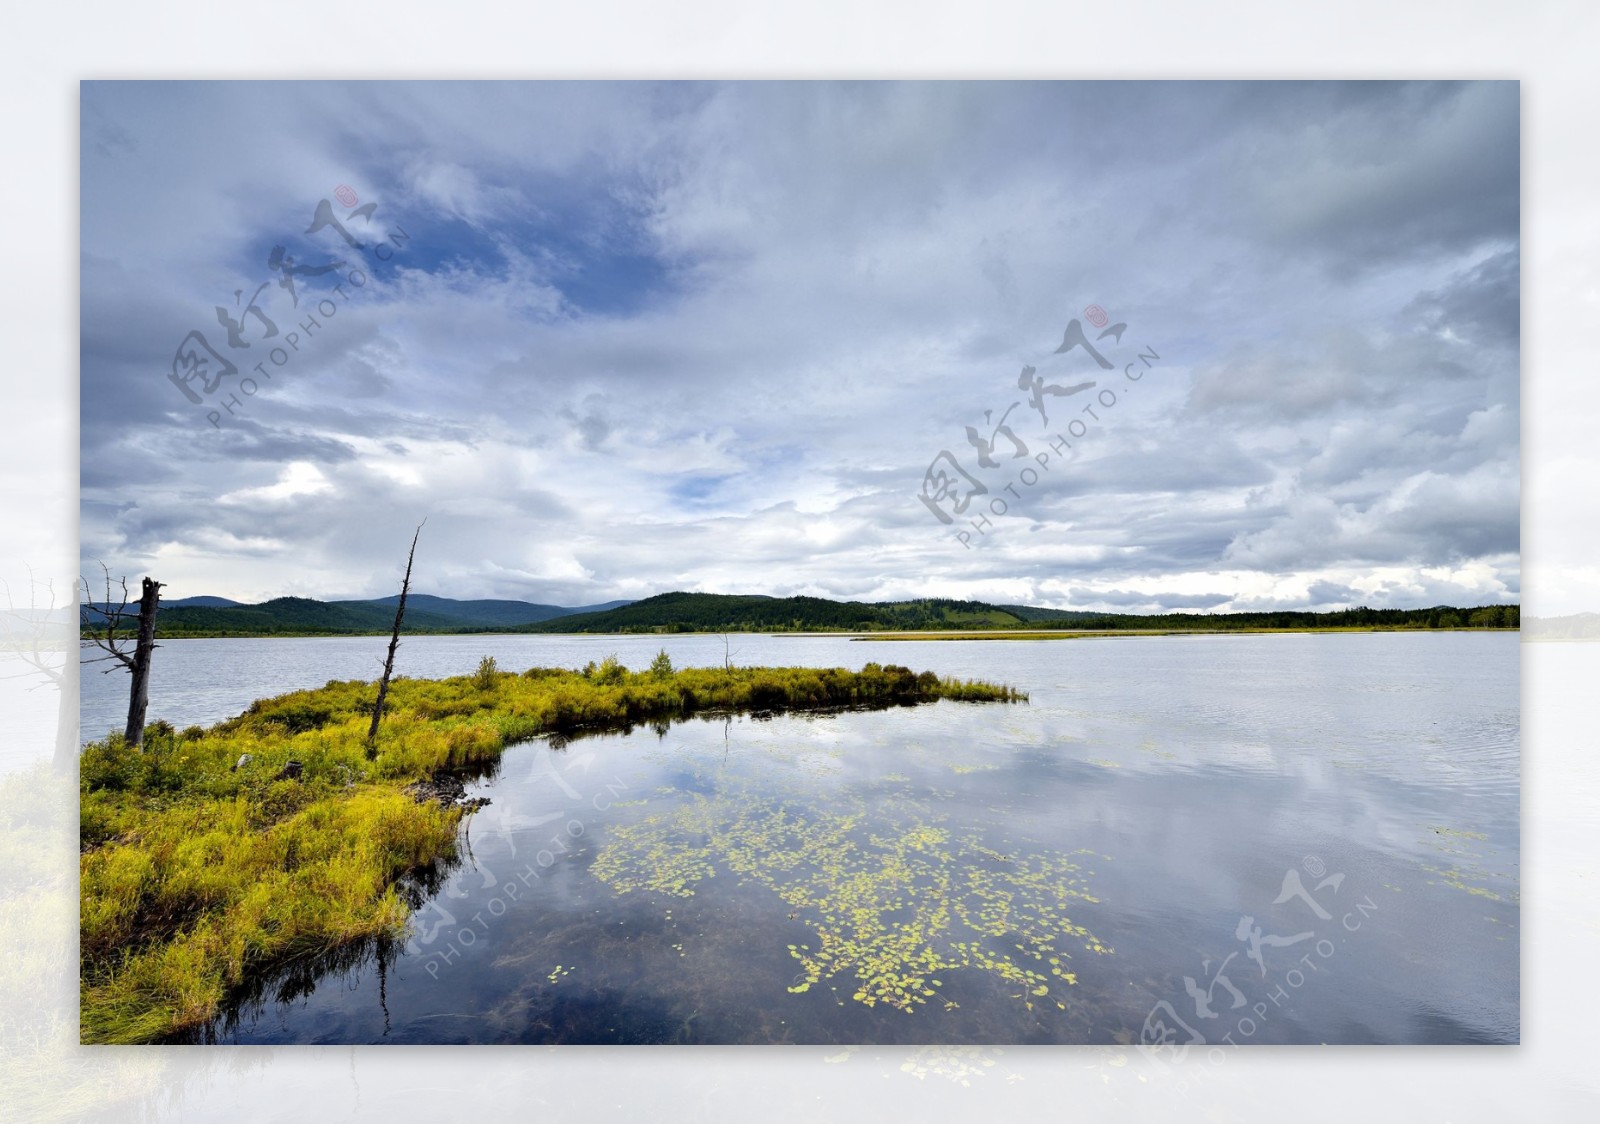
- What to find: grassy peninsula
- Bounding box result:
[79,658,1023,1044]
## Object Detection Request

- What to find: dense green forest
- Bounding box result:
[518,592,1520,634]
[83,595,628,637]
[143,597,473,636]
[84,589,1521,638]
[521,593,1024,634]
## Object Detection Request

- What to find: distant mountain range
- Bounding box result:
[82,594,633,636]
[77,590,1521,638]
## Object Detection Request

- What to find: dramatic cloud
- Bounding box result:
[80,81,1519,611]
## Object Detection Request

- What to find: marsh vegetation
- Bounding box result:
[78,658,1022,1043]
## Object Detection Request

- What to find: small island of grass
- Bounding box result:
[78,658,1023,1044]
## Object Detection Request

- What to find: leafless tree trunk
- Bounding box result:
[80,567,162,748]
[367,522,424,757]
[124,578,161,745]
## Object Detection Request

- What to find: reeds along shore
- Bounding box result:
[78,659,1024,1044]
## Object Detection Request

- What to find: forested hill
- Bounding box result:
[517,593,1023,634]
[518,592,1521,634]
[85,595,634,637]
[82,590,1521,638]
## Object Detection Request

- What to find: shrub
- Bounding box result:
[649,649,674,679]
[470,655,500,691]
[81,735,144,793]
[585,654,627,686]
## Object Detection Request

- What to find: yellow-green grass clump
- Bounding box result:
[80,660,1022,1043]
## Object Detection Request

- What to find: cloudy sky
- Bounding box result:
[80,80,1519,613]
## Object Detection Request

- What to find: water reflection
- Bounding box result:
[109,633,1510,1049]
[188,633,1518,1045]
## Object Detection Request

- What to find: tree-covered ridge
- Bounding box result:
[521,592,1520,634]
[79,659,1022,1044]
[85,595,629,637]
[1003,604,1521,632]
[84,590,1522,638]
[519,592,1025,634]
[156,596,470,636]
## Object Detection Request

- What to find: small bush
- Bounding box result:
[246,702,334,734]
[585,654,626,686]
[649,649,674,679]
[81,735,144,793]
[470,655,500,691]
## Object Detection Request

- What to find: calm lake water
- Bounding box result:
[81,632,1520,1045]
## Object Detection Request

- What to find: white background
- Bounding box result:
[2,2,1595,1120]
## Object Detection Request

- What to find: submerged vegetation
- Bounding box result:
[592,782,1112,1015]
[78,660,1023,1044]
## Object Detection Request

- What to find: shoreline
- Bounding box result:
[84,625,1523,642]
[854,627,1522,641]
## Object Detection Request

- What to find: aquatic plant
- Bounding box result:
[590,782,1112,1016]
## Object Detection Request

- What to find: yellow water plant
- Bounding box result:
[590,781,1112,1016]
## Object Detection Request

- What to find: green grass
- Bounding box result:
[78,659,1023,1044]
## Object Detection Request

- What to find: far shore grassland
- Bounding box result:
[856,626,1519,641]
[78,658,1022,1045]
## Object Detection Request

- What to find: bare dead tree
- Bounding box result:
[80,564,163,748]
[0,568,78,771]
[366,522,424,757]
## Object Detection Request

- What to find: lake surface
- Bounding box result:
[81,632,1520,1045]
